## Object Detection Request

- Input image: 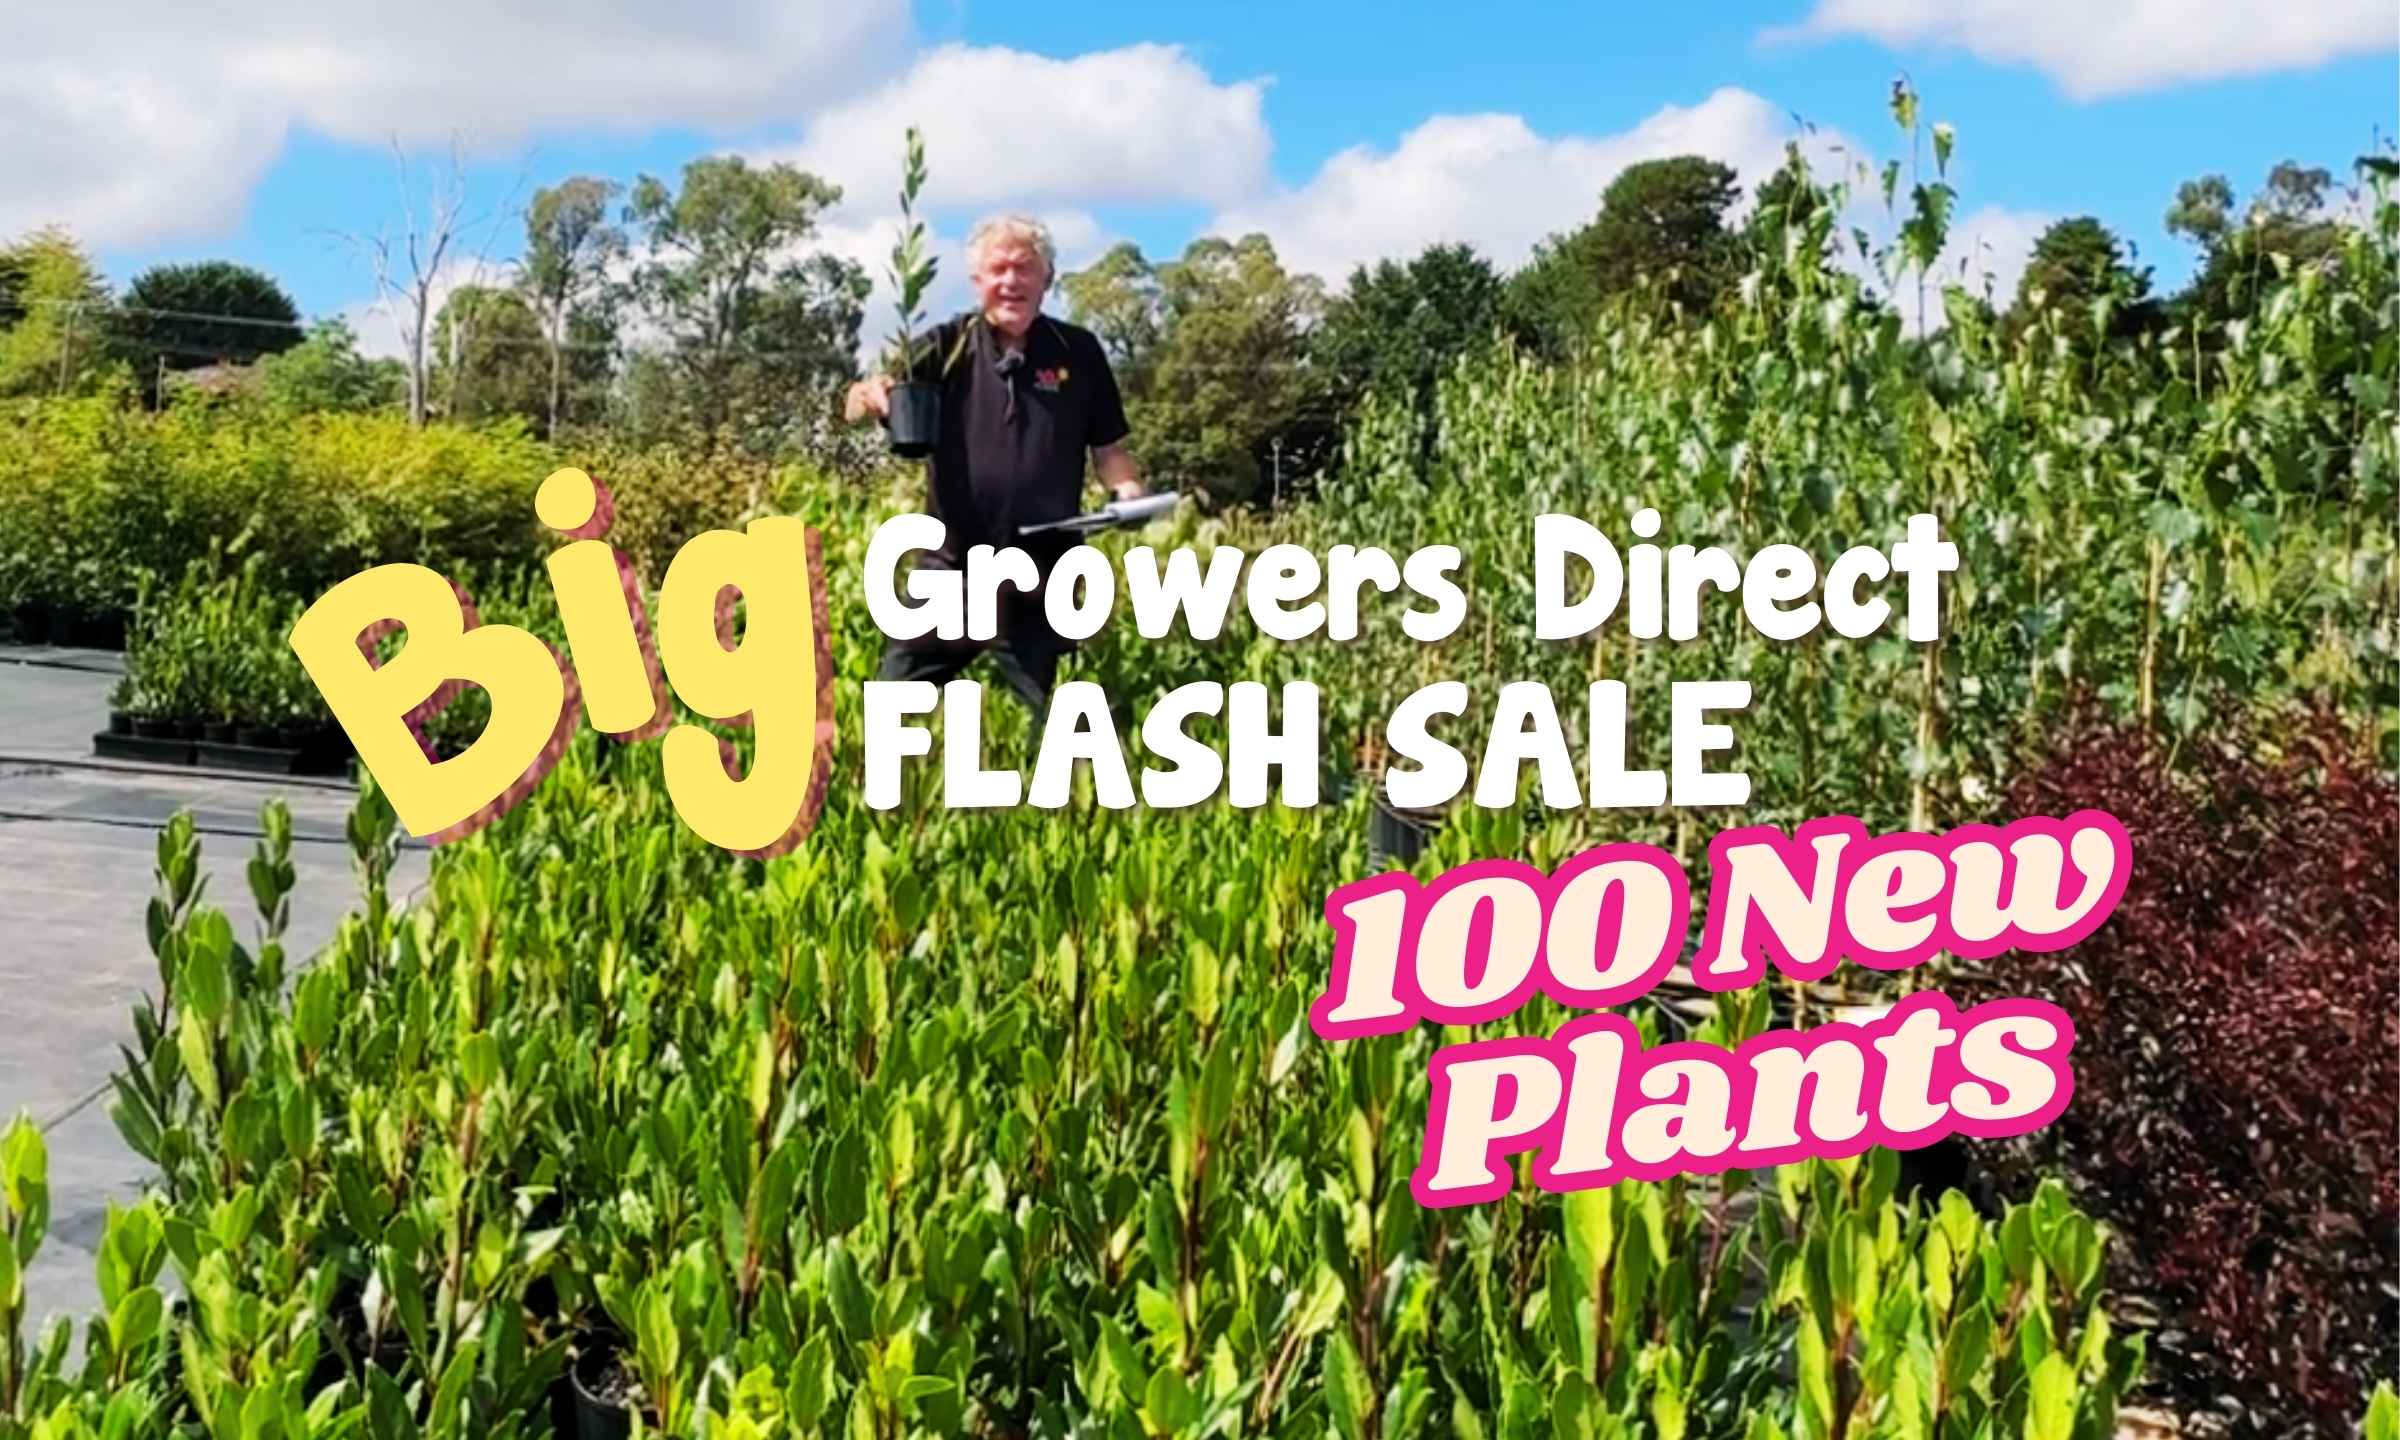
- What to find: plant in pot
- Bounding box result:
[195,603,241,745]
[881,126,945,459]
[107,675,135,735]
[283,675,332,760]
[128,673,177,740]
[166,642,205,741]
[233,626,280,749]
[128,638,189,741]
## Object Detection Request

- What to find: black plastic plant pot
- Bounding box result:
[132,716,176,740]
[885,380,941,458]
[108,711,133,736]
[236,724,276,749]
[569,1343,643,1440]
[67,609,126,650]
[7,601,44,642]
[171,718,201,741]
[203,720,236,744]
[1367,781,1445,870]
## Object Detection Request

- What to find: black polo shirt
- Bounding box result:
[905,311,1129,567]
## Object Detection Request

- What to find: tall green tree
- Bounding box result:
[2163,173,2237,252]
[1064,233,1324,503]
[2169,160,2347,332]
[1505,155,1741,355]
[522,176,624,438]
[2004,216,2156,343]
[0,228,115,398]
[1057,242,1161,367]
[429,285,550,425]
[250,319,406,415]
[1309,242,1503,471]
[113,261,301,400]
[624,156,866,450]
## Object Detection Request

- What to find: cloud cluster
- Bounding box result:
[19,2,2367,350]
[777,43,1272,214]
[1,0,911,246]
[772,42,1270,353]
[1765,0,2392,99]
[1208,88,1844,285]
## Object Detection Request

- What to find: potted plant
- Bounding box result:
[107,676,134,735]
[1368,775,1446,867]
[567,1334,645,1440]
[881,126,944,458]
[7,599,43,645]
[166,642,204,740]
[129,669,176,741]
[235,687,279,751]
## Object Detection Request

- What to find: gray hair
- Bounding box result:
[965,214,1056,277]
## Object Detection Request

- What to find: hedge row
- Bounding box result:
[0,392,841,624]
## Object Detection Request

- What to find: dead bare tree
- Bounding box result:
[341,136,495,427]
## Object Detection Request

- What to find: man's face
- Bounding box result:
[973,240,1048,338]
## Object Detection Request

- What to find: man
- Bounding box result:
[845,214,1145,715]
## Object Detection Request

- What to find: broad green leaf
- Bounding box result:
[1563,1187,1614,1281]
[2365,1382,2398,1440]
[1943,1304,1992,1398]
[790,1333,834,1425]
[2024,1352,2073,1440]
[1549,1373,1598,1440]
[1145,1366,1199,1435]
[826,1241,873,1345]
[1796,1317,1833,1440]
[1325,1330,1369,1440]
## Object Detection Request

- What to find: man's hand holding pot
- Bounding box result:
[845,374,896,423]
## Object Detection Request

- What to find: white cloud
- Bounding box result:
[1206,88,1847,286]
[1763,0,2393,99]
[770,41,1265,361]
[0,0,912,248]
[774,43,1273,214]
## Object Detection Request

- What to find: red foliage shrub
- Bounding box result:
[1973,709,2397,1433]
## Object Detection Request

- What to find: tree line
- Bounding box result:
[0,148,2369,492]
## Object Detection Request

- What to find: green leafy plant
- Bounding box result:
[884,126,939,380]
[6,114,2388,1440]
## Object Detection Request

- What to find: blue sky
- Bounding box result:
[15,1,2390,349]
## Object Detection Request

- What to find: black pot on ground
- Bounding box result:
[203,720,236,744]
[132,716,177,740]
[108,711,133,736]
[236,724,276,749]
[170,718,201,741]
[7,600,46,643]
[1367,780,1445,869]
[885,380,942,458]
[569,1340,646,1440]
[317,724,359,768]
[65,609,126,650]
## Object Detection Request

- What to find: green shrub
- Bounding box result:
[2,750,2146,1439]
[0,402,554,618]
[0,136,2386,1440]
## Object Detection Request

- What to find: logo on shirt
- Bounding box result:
[1034,366,1068,393]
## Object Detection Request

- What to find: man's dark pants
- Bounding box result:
[876,634,1059,722]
